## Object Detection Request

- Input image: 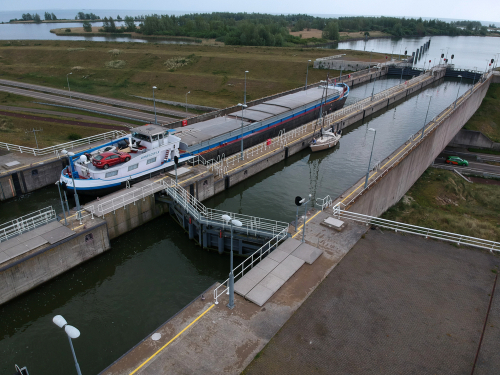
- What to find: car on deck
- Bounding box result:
[445,156,468,166]
[92,151,131,169]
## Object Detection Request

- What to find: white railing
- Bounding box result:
[0,130,128,157]
[315,195,333,211]
[0,206,56,242]
[213,227,289,305]
[332,207,500,253]
[164,180,288,237]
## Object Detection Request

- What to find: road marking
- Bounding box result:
[292,210,323,239]
[129,304,215,375]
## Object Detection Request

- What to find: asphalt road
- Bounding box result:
[0,85,176,124]
[442,148,500,163]
[0,79,187,118]
[434,157,500,176]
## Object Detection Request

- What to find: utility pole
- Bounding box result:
[25,128,43,149]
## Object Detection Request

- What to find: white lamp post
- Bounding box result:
[244,70,249,105]
[53,315,82,375]
[185,91,190,112]
[237,103,247,160]
[454,75,463,108]
[301,194,311,243]
[364,128,377,188]
[305,60,311,90]
[61,150,81,218]
[221,214,242,309]
[368,49,373,72]
[152,86,157,124]
[421,94,433,139]
[66,72,72,98]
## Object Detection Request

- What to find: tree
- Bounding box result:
[33,13,41,23]
[109,17,117,32]
[77,12,86,20]
[117,15,122,21]
[51,13,57,20]
[83,21,92,32]
[124,16,136,32]
[22,13,33,21]
[322,21,339,40]
[102,17,110,31]
[44,12,52,21]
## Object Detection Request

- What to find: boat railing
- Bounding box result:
[0,130,128,157]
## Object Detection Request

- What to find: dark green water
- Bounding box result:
[0,76,472,374]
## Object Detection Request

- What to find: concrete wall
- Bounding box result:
[448,129,500,150]
[103,194,169,240]
[0,222,110,305]
[347,77,492,217]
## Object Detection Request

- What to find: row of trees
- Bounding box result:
[21,13,42,22]
[76,12,100,20]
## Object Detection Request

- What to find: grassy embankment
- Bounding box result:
[463,83,500,142]
[382,169,500,242]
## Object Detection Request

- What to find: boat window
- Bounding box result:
[152,134,159,141]
[158,133,163,139]
[128,164,139,171]
[105,170,118,178]
[94,155,103,161]
[132,132,151,143]
[147,157,157,165]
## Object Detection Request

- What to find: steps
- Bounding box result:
[234,238,323,306]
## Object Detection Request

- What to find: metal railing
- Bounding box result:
[331,206,500,253]
[0,130,128,157]
[213,227,289,304]
[0,206,56,242]
[164,180,288,237]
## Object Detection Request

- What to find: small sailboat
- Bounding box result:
[310,128,341,152]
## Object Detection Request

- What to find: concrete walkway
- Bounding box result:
[244,229,500,375]
[99,216,367,375]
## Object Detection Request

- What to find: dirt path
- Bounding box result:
[0,105,131,126]
[0,110,129,130]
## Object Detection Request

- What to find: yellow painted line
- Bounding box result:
[129,304,215,375]
[73,224,85,231]
[340,171,377,204]
[292,210,323,239]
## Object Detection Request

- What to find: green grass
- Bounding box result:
[0,40,373,109]
[382,169,500,242]
[468,148,500,156]
[463,83,500,142]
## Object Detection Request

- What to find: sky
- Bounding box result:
[3,0,500,24]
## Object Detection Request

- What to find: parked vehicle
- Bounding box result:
[445,156,468,166]
[92,151,131,169]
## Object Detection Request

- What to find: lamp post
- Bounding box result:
[305,60,311,90]
[454,75,463,108]
[421,94,432,139]
[185,91,190,112]
[368,49,373,72]
[53,315,82,375]
[56,182,68,225]
[237,103,247,160]
[222,215,242,309]
[66,72,72,99]
[152,86,157,124]
[364,128,377,188]
[371,68,379,100]
[244,70,249,105]
[61,150,81,219]
[301,194,311,243]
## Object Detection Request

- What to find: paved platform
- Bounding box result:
[234,238,323,306]
[0,220,74,264]
[245,229,500,375]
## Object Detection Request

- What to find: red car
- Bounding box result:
[92,151,131,169]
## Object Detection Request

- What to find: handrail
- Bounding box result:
[332,207,500,253]
[0,206,56,242]
[0,130,128,156]
[213,227,289,305]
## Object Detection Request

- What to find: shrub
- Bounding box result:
[65,28,71,32]
[68,133,82,140]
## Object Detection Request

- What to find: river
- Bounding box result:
[0,76,472,374]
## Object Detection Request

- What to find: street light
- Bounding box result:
[371,67,379,100]
[52,315,82,375]
[221,214,242,309]
[301,194,311,243]
[56,181,68,225]
[61,150,81,219]
[454,75,463,108]
[185,91,190,112]
[66,72,72,99]
[421,94,432,139]
[237,103,247,160]
[364,128,377,188]
[305,60,311,90]
[368,49,373,72]
[152,86,157,124]
[244,70,249,105]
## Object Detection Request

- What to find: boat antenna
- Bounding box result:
[313,73,329,138]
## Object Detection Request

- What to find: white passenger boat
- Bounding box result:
[310,129,341,152]
[59,124,193,195]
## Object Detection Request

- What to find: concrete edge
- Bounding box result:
[97,281,219,375]
[0,220,108,272]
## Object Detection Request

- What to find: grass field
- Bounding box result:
[0,40,384,110]
[382,169,500,242]
[463,83,500,142]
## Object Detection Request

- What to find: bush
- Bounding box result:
[65,28,71,32]
[68,133,82,140]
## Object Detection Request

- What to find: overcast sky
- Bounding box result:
[4,0,500,23]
